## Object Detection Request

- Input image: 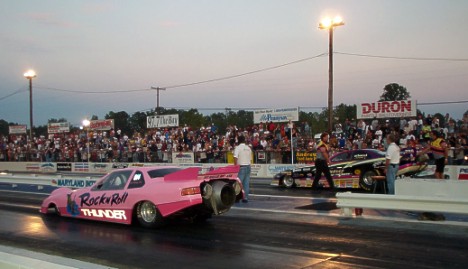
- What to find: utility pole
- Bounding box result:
[151,87,166,115]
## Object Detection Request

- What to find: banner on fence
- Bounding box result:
[357,100,417,119]
[90,119,114,131]
[9,125,27,135]
[48,122,70,134]
[253,108,299,124]
[147,114,179,128]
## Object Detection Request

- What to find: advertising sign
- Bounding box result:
[357,100,417,119]
[253,108,299,124]
[9,125,27,134]
[48,122,70,134]
[458,168,468,180]
[172,152,194,164]
[295,152,316,164]
[56,162,72,172]
[147,114,179,128]
[90,119,114,131]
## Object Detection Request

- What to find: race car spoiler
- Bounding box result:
[164,165,240,182]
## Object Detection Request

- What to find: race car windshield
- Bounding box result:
[148,168,183,178]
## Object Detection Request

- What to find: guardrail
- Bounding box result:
[337,177,468,216]
[336,192,468,217]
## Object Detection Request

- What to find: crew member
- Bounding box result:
[385,133,400,195]
[234,135,252,203]
[420,130,448,179]
[312,132,335,190]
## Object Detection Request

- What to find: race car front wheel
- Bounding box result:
[360,170,377,191]
[136,201,164,228]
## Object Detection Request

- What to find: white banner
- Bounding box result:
[171,152,194,164]
[48,122,70,134]
[357,100,417,119]
[9,125,27,134]
[147,114,179,128]
[253,108,299,124]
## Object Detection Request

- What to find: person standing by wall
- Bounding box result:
[234,135,252,203]
[312,132,335,190]
[420,130,448,179]
[385,133,400,195]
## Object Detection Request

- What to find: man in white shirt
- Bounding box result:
[234,135,252,203]
[385,134,400,194]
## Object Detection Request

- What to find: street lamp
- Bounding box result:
[82,119,91,162]
[319,16,344,132]
[23,70,37,141]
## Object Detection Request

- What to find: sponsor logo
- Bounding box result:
[41,163,55,172]
[75,163,89,172]
[259,114,288,122]
[93,163,108,169]
[268,165,295,174]
[358,100,416,119]
[112,163,128,169]
[26,163,41,171]
[81,209,127,220]
[176,153,192,158]
[353,154,368,160]
[200,173,236,180]
[57,162,72,171]
[147,114,179,128]
[459,168,468,180]
[362,100,412,114]
[56,179,96,188]
[79,192,128,207]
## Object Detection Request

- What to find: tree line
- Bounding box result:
[0,83,464,137]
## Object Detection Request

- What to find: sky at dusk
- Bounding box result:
[1,0,467,128]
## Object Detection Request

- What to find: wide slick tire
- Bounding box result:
[282,175,295,188]
[360,170,377,191]
[136,201,164,228]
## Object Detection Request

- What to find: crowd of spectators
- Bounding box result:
[1,121,307,163]
[0,113,467,165]
[331,113,468,165]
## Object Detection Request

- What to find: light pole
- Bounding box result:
[82,119,90,163]
[319,16,344,132]
[24,70,36,141]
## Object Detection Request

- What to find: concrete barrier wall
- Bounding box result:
[0,162,467,180]
[396,178,468,198]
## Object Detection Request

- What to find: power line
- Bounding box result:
[335,52,468,61]
[418,100,468,105]
[21,53,326,95]
[0,87,27,101]
[3,52,467,99]
[35,85,152,94]
[25,53,326,95]
[162,53,327,89]
[133,101,467,114]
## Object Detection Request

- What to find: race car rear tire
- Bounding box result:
[136,201,164,228]
[283,175,295,188]
[360,170,377,191]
